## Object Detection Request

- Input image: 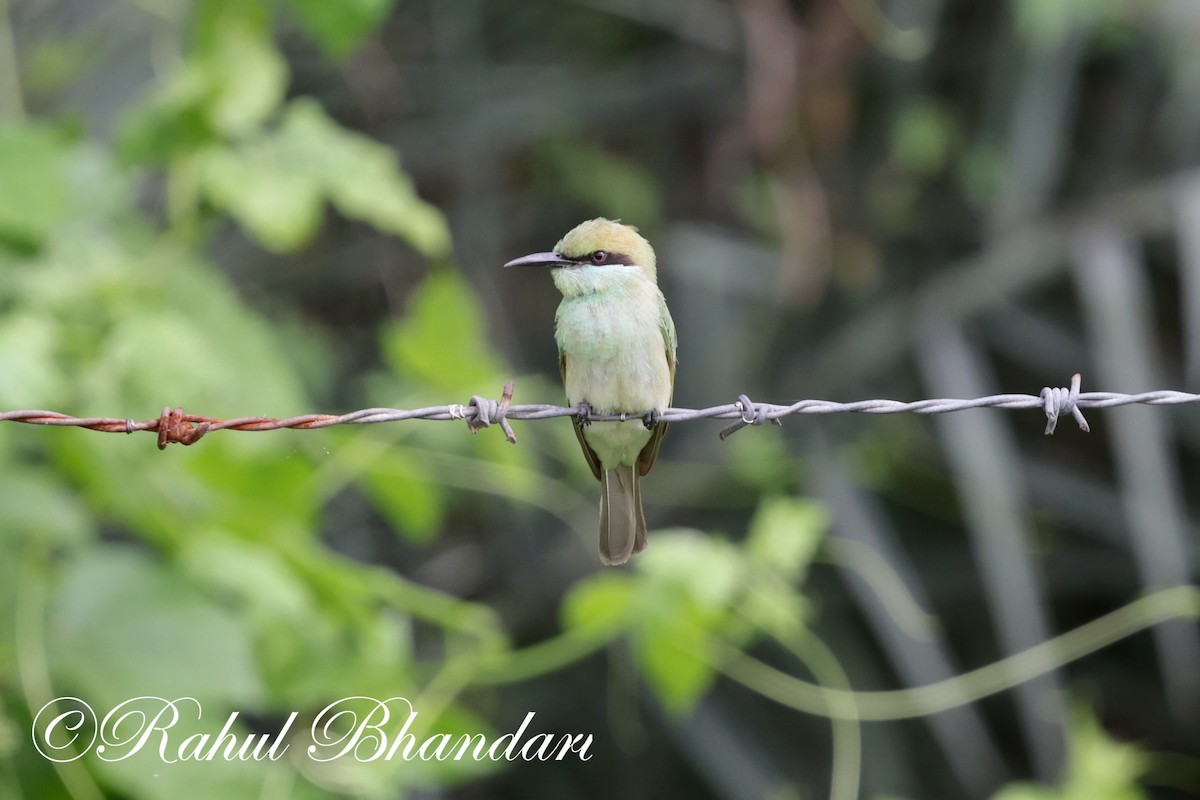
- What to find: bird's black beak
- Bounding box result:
[503,251,575,269]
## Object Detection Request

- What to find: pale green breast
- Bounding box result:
[554,283,673,416]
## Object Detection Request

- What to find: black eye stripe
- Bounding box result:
[570,251,635,266]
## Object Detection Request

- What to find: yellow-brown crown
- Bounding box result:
[555,218,657,281]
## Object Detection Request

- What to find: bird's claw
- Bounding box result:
[577,402,593,427]
[642,410,661,430]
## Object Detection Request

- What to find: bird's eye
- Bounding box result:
[590,250,608,264]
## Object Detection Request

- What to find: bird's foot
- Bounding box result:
[576,401,593,427]
[642,410,661,430]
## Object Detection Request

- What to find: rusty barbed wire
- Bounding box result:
[1,375,1197,449]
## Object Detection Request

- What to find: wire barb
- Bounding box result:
[719,394,782,440]
[156,406,210,450]
[466,381,517,444]
[1,374,1196,450]
[1040,373,1090,435]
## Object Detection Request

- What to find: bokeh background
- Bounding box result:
[1,0,1198,798]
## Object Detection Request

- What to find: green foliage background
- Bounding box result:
[0,1,1197,799]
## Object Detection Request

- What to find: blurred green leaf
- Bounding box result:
[633,532,745,710]
[991,706,1147,800]
[0,471,89,548]
[196,141,324,251]
[637,532,746,611]
[563,531,741,712]
[745,496,827,580]
[383,269,505,394]
[0,122,71,248]
[562,572,637,634]
[637,594,717,711]
[179,535,312,623]
[197,99,450,255]
[286,0,399,58]
[562,507,826,714]
[0,313,64,407]
[201,15,287,137]
[119,2,286,162]
[49,547,263,711]
[537,139,664,229]
[360,447,448,541]
[739,577,810,641]
[891,98,957,175]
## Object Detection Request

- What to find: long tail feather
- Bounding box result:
[633,469,647,556]
[599,466,645,565]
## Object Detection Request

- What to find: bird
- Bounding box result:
[505,219,677,565]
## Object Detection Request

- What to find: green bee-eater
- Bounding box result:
[505,219,677,565]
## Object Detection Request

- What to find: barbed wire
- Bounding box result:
[1,375,1197,450]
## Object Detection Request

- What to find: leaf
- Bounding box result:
[178,536,313,623]
[203,17,289,137]
[0,122,71,248]
[636,531,745,611]
[0,471,90,548]
[745,496,827,580]
[0,313,65,408]
[48,547,264,712]
[631,531,746,712]
[990,705,1147,800]
[636,595,716,712]
[537,139,664,229]
[360,448,447,541]
[561,573,637,634]
[176,535,416,709]
[1059,707,1147,800]
[197,99,451,256]
[285,0,398,59]
[196,144,325,251]
[383,269,505,394]
[564,552,731,712]
[726,429,795,492]
[289,101,450,257]
[739,578,809,641]
[118,2,287,162]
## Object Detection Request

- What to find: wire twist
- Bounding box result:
[1,374,1195,448]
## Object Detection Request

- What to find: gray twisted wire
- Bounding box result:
[1,374,1196,447]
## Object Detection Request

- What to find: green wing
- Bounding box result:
[636,309,677,477]
[561,351,603,481]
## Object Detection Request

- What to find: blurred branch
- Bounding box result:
[1072,225,1200,724]
[816,450,1008,795]
[472,628,618,686]
[712,585,1200,721]
[775,630,861,800]
[818,538,939,642]
[918,320,1066,779]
